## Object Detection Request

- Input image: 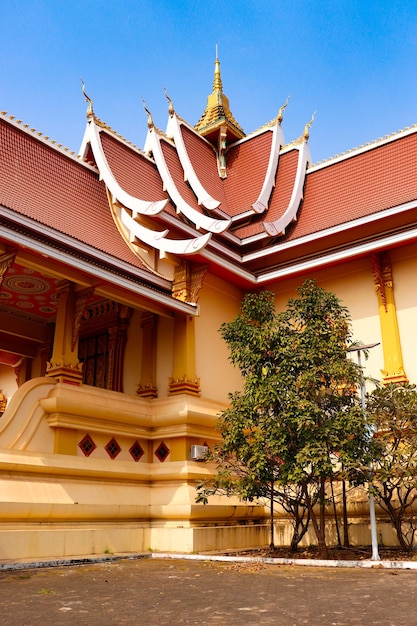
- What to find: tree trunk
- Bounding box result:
[330,476,342,547]
[269,480,275,549]
[342,480,350,547]
[303,482,328,558]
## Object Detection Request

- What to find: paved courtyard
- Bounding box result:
[1,557,416,625]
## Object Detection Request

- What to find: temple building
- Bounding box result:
[0,54,416,560]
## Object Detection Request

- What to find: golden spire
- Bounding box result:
[194,46,245,143]
[213,44,223,92]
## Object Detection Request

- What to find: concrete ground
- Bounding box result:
[1,556,416,625]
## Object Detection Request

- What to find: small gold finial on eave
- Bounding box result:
[142,98,154,129]
[277,96,290,124]
[303,111,316,141]
[164,87,175,117]
[81,78,94,119]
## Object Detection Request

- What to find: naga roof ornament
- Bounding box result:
[78,55,311,282]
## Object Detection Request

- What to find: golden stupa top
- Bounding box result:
[194,52,245,142]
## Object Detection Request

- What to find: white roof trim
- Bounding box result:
[198,224,417,285]
[251,123,283,214]
[263,140,310,236]
[166,113,221,210]
[0,212,198,315]
[86,121,168,216]
[146,126,231,234]
[0,205,171,289]
[244,198,417,264]
[257,226,417,283]
[119,205,211,255]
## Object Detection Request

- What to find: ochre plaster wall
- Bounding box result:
[0,364,17,403]
[271,258,385,387]
[389,243,417,384]
[157,316,174,397]
[195,274,244,402]
[123,308,143,395]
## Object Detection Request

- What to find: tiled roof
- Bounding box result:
[0,116,147,272]
[3,103,417,291]
[291,132,417,241]
[223,131,273,216]
[233,148,300,240]
[100,132,167,201]
[180,125,227,206]
[160,138,204,212]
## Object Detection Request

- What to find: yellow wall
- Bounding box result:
[0,365,17,403]
[389,243,417,384]
[271,258,384,387]
[195,274,244,402]
[123,308,143,395]
[157,316,174,397]
[268,249,417,386]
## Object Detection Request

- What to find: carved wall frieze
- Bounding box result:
[172,260,208,304]
[371,251,392,313]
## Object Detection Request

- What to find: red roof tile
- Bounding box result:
[100,131,168,201]
[223,131,273,216]
[160,138,204,212]
[180,125,228,207]
[291,133,417,241]
[233,148,300,239]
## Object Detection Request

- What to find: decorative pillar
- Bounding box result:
[372,252,408,384]
[107,305,132,392]
[0,249,16,286]
[137,312,158,398]
[168,313,200,396]
[46,281,83,385]
[168,260,207,396]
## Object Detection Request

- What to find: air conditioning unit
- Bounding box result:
[190,445,209,461]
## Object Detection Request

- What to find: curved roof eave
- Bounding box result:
[165,112,221,211]
[145,125,231,234]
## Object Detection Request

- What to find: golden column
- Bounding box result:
[168,260,207,396]
[168,313,200,396]
[372,252,408,384]
[137,312,158,398]
[46,280,84,385]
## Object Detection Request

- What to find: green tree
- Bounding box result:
[367,383,417,551]
[197,280,369,556]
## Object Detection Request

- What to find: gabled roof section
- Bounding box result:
[77,73,312,281]
[293,129,417,240]
[0,113,144,271]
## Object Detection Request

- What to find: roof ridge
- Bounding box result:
[311,124,417,169]
[92,115,147,155]
[0,110,97,169]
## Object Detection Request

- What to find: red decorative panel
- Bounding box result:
[155,441,170,462]
[129,440,144,462]
[105,437,121,459]
[78,434,97,457]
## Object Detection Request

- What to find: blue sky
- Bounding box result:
[2,0,417,163]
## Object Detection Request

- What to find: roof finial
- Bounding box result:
[164,87,175,117]
[81,78,94,119]
[213,43,223,92]
[303,111,316,140]
[277,96,290,124]
[142,98,154,129]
